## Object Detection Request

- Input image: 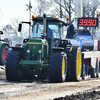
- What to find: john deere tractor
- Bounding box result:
[0,31,9,65]
[6,14,82,82]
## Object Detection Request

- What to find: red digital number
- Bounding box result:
[84,19,88,26]
[88,19,92,26]
[79,19,83,26]
[92,19,97,26]
[79,19,97,26]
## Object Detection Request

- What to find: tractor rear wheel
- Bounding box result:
[6,50,22,81]
[65,46,71,81]
[70,47,82,81]
[49,51,67,83]
[0,44,9,65]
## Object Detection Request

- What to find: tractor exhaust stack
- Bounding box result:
[42,14,47,39]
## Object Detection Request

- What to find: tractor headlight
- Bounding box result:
[38,50,42,53]
[27,49,30,53]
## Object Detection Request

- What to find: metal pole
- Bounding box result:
[29,0,31,38]
[26,0,32,38]
[83,0,86,17]
[60,0,62,18]
[69,0,71,23]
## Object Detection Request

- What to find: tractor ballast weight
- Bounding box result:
[6,15,82,82]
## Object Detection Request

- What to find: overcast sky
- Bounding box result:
[0,0,37,27]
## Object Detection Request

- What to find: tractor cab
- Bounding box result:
[32,16,65,38]
[32,16,66,51]
[32,20,60,39]
[18,16,66,53]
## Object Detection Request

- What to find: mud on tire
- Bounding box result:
[6,50,22,81]
[49,51,67,83]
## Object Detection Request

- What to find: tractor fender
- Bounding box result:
[52,47,64,52]
[11,44,28,51]
[10,45,28,60]
[10,46,24,50]
[0,43,10,49]
[10,46,24,55]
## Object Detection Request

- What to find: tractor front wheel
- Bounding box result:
[49,51,67,83]
[6,50,22,81]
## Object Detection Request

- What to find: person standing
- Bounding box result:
[80,27,91,35]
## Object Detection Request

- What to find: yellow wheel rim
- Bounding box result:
[77,50,81,77]
[62,58,65,76]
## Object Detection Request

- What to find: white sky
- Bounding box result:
[0,0,37,27]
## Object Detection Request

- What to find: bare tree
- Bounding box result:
[32,0,51,16]
[83,0,100,17]
[32,5,42,16]
[11,17,29,39]
[10,17,22,37]
[3,17,29,44]
[3,24,13,37]
[32,0,100,23]
[32,0,75,23]
[50,0,75,23]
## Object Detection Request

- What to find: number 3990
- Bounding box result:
[79,19,97,26]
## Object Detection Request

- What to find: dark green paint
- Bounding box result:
[17,16,66,76]
[0,42,2,48]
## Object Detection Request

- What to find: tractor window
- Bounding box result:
[60,27,66,39]
[47,22,60,39]
[32,22,43,38]
[32,21,60,39]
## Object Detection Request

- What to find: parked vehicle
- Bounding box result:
[0,31,10,65]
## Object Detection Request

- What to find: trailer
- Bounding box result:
[81,40,100,79]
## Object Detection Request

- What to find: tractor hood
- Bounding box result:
[28,38,48,60]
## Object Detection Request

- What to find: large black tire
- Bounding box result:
[6,50,22,81]
[65,46,71,81]
[69,47,82,81]
[0,44,9,65]
[49,51,67,83]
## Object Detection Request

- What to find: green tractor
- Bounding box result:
[6,14,82,82]
[0,31,10,65]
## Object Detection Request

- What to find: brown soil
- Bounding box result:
[0,68,100,100]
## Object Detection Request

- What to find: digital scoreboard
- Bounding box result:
[78,17,98,27]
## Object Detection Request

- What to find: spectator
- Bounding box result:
[80,27,91,35]
[66,24,76,39]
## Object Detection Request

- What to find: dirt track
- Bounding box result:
[1,76,100,99]
[1,66,100,100]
